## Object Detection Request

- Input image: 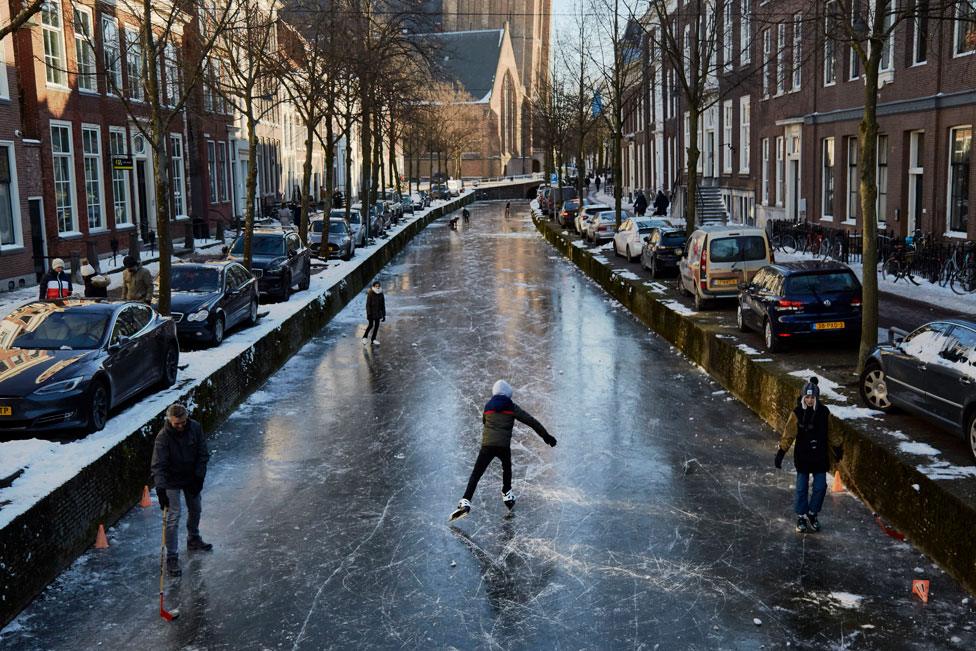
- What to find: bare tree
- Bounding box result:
[1,0,45,42]
[531,67,576,212]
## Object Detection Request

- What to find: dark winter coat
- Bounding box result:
[779,401,840,474]
[481,395,550,448]
[83,275,109,298]
[653,191,669,215]
[151,419,210,490]
[633,193,648,215]
[39,269,72,300]
[366,289,386,321]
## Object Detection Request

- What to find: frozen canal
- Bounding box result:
[3,203,974,649]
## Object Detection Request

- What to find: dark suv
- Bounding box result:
[227,229,311,302]
[640,228,687,278]
[736,260,861,351]
[861,320,976,460]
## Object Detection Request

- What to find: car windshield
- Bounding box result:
[171,267,220,292]
[311,220,325,233]
[661,233,686,247]
[329,222,347,235]
[785,271,859,294]
[563,201,579,211]
[599,213,618,222]
[231,235,285,256]
[6,309,110,350]
[709,236,767,262]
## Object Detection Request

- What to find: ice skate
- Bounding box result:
[166,556,182,577]
[361,337,368,345]
[795,516,809,533]
[806,512,821,532]
[187,536,214,551]
[501,490,516,511]
[449,499,471,522]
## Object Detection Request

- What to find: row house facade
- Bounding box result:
[627,0,976,240]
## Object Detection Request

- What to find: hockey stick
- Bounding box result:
[159,506,180,621]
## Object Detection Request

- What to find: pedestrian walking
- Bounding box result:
[38,258,72,300]
[504,201,512,218]
[584,176,591,193]
[122,255,154,304]
[653,189,669,216]
[774,378,844,533]
[462,207,470,223]
[362,281,385,345]
[450,380,557,521]
[151,403,212,578]
[633,190,648,216]
[594,175,602,193]
[80,262,110,298]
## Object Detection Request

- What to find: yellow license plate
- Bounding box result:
[713,278,738,286]
[814,322,845,330]
[0,406,11,416]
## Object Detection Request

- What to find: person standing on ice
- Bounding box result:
[774,378,844,533]
[362,281,385,345]
[450,380,557,521]
[151,403,213,577]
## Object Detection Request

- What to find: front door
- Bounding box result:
[28,198,46,281]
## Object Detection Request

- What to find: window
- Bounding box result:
[761,138,769,205]
[0,144,21,246]
[51,123,76,233]
[738,97,750,174]
[776,23,786,95]
[824,7,837,86]
[822,138,835,219]
[218,142,229,202]
[203,57,214,112]
[207,141,217,203]
[908,131,924,232]
[792,14,801,90]
[170,134,185,217]
[109,128,130,226]
[954,0,976,56]
[877,134,888,224]
[683,25,691,81]
[42,1,68,86]
[879,3,895,72]
[81,126,104,230]
[912,1,928,64]
[740,5,751,64]
[165,42,179,106]
[847,137,859,222]
[723,100,733,174]
[126,28,143,101]
[948,127,971,233]
[0,30,8,98]
[101,15,122,94]
[776,136,785,207]
[723,0,733,71]
[762,30,771,97]
[73,7,95,92]
[683,112,690,167]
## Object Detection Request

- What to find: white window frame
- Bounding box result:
[762,30,771,97]
[81,124,105,231]
[824,11,837,86]
[165,42,179,107]
[0,29,9,99]
[73,6,96,93]
[207,140,218,204]
[740,5,751,64]
[101,14,122,95]
[822,137,835,220]
[953,0,976,57]
[912,9,928,65]
[739,96,750,173]
[908,130,924,231]
[109,127,132,227]
[792,14,802,90]
[218,141,229,202]
[0,141,24,249]
[125,27,144,102]
[723,0,733,71]
[170,133,186,218]
[846,137,859,224]
[946,125,972,235]
[42,1,68,87]
[50,121,78,235]
[877,0,895,72]
[683,112,690,168]
[775,136,785,207]
[876,133,888,225]
[761,138,769,205]
[723,100,733,174]
[776,23,786,95]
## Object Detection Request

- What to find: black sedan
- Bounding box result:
[860,320,976,460]
[227,229,311,302]
[163,262,259,347]
[0,299,179,436]
[640,228,687,278]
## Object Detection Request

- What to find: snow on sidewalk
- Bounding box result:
[0,195,468,529]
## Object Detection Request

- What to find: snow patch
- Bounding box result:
[736,343,762,356]
[659,299,695,316]
[613,270,641,281]
[828,592,864,609]
[826,405,883,421]
[788,370,849,402]
[898,441,941,457]
[916,461,976,481]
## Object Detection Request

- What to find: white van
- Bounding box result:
[446,179,463,196]
[678,225,772,310]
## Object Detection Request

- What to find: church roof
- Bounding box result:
[418,29,505,103]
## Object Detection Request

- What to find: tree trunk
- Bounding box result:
[151,131,172,315]
[325,111,335,211]
[857,58,881,373]
[685,109,700,238]
[344,122,353,222]
[389,118,400,193]
[299,120,315,244]
[243,107,259,271]
[359,91,373,240]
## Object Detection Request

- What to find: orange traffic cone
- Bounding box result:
[831,472,844,493]
[140,485,152,508]
[94,524,109,549]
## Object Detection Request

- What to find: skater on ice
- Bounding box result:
[774,378,844,533]
[362,281,386,345]
[450,380,557,522]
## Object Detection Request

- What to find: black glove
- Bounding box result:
[833,446,844,463]
[382,317,386,322]
[157,488,170,511]
[542,434,557,447]
[186,477,204,496]
[774,448,785,469]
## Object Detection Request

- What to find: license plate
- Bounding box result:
[0,406,11,416]
[814,322,845,330]
[713,278,738,287]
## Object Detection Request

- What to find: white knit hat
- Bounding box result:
[492,380,513,398]
[80,264,95,277]
[52,258,65,270]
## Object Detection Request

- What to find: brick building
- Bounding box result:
[627,1,975,239]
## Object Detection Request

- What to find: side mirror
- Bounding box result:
[288,249,297,258]
[109,335,130,351]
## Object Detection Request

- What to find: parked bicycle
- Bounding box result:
[881,239,921,285]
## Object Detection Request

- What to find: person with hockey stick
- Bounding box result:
[450,380,557,521]
[774,378,844,533]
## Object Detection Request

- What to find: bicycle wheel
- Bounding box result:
[781,234,798,255]
[882,258,900,281]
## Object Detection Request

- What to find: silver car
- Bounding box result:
[586,210,633,243]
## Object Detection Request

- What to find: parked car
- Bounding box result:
[401,194,416,214]
[164,261,259,347]
[860,320,976,460]
[326,218,355,260]
[414,191,431,208]
[586,210,634,243]
[736,261,861,352]
[678,225,773,310]
[431,184,451,200]
[331,208,366,247]
[0,299,179,435]
[353,203,385,237]
[227,229,311,302]
[612,217,672,259]
[381,190,403,220]
[574,204,611,236]
[543,187,578,215]
[640,228,687,277]
[557,199,589,229]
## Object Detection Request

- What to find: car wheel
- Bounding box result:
[966,411,976,462]
[859,363,892,412]
[277,273,291,302]
[299,261,311,289]
[342,246,352,262]
[160,344,179,388]
[247,296,259,326]
[736,304,749,332]
[639,253,648,271]
[613,241,620,257]
[86,380,109,433]
[764,320,781,353]
[211,314,225,347]
[694,291,707,311]
[649,256,658,279]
